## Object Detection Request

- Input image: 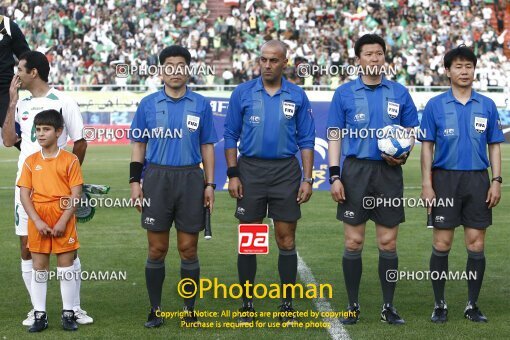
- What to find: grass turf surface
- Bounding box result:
[0,144,508,339]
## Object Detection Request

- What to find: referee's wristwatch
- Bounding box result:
[492,176,503,184]
[205,183,216,190]
[302,177,314,185]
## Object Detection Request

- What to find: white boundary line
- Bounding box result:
[269,218,350,340]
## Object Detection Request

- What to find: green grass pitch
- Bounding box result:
[0,144,508,339]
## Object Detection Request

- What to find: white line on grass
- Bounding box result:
[269,219,350,340]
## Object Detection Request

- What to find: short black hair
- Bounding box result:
[443,45,477,69]
[19,51,50,82]
[354,34,386,57]
[159,45,191,65]
[34,109,64,130]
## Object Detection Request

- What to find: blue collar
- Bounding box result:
[445,88,481,104]
[354,76,391,91]
[254,76,291,94]
[156,86,193,102]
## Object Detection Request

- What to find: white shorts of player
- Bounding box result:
[14,186,29,236]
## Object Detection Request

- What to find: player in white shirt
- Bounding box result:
[2,51,93,327]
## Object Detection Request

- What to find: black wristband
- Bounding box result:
[227,166,240,179]
[129,162,144,183]
[329,166,340,178]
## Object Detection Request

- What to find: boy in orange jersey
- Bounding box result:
[17,109,83,332]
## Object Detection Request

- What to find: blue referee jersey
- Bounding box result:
[223,77,315,159]
[418,89,504,170]
[327,76,419,161]
[130,87,218,166]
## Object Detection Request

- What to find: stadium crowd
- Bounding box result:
[226,0,510,88]
[1,0,509,89]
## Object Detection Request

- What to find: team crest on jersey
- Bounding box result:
[474,117,487,133]
[282,101,295,119]
[387,101,400,119]
[186,115,200,132]
[22,111,29,121]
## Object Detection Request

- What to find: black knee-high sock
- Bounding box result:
[278,248,297,304]
[466,249,485,305]
[181,258,200,308]
[430,246,449,304]
[378,249,398,305]
[342,249,362,306]
[238,254,257,305]
[145,258,165,309]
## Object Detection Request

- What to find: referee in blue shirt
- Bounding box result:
[419,46,504,324]
[129,46,218,327]
[224,40,315,323]
[327,34,419,325]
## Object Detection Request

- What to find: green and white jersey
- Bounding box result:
[15,88,84,180]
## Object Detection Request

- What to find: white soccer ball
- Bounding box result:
[377,125,411,158]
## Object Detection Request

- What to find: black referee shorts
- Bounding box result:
[432,169,491,229]
[337,157,405,227]
[141,163,205,233]
[235,156,302,222]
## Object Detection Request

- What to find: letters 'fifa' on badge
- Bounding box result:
[187,115,200,132]
[387,101,400,119]
[282,101,295,119]
[474,117,487,133]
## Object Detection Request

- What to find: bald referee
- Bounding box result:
[0,14,29,148]
[129,45,217,327]
[420,46,504,323]
[224,40,315,324]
